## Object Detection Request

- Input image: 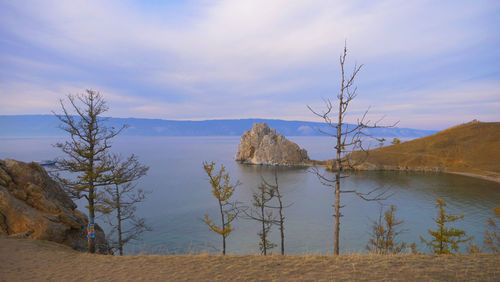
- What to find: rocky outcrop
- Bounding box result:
[0,159,110,254]
[235,123,310,165]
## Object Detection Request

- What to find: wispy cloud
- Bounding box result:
[0,0,499,129]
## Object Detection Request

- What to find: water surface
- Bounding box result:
[1,136,499,254]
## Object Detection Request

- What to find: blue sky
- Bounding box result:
[0,0,499,129]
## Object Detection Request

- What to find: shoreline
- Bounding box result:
[241,161,500,184]
[445,171,500,184]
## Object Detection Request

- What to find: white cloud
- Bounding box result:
[3,0,495,85]
[0,0,499,129]
[0,81,145,116]
[357,80,500,129]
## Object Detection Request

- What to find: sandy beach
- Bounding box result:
[1,237,499,281]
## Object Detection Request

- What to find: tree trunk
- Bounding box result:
[117,185,123,256]
[275,187,285,255]
[219,200,226,255]
[279,202,285,255]
[334,172,340,255]
[261,195,267,255]
[334,80,343,255]
[439,220,444,254]
[88,130,96,254]
[88,189,96,254]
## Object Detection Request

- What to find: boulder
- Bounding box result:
[235,123,310,165]
[0,159,110,254]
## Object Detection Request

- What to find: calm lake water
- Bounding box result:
[1,136,499,254]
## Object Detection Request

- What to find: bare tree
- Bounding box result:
[260,169,289,255]
[244,183,277,255]
[101,154,151,256]
[202,161,240,255]
[308,43,396,254]
[53,90,126,253]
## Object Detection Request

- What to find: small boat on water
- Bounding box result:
[39,160,57,166]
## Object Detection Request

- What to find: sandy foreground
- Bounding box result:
[1,238,499,281]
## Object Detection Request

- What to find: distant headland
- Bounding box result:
[236,120,500,183]
[348,120,500,183]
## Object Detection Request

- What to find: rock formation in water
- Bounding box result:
[0,158,110,254]
[235,123,310,165]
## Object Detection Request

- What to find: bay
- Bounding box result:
[1,136,499,254]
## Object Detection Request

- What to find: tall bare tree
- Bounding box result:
[101,154,151,256]
[203,161,240,255]
[308,43,395,254]
[53,90,126,253]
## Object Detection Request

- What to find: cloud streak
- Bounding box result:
[0,0,499,129]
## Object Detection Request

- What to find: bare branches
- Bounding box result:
[99,154,151,255]
[307,42,395,254]
[243,183,277,255]
[264,169,287,255]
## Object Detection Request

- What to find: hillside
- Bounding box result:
[1,237,498,281]
[352,121,500,181]
[0,115,436,138]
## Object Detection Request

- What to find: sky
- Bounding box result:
[0,0,499,130]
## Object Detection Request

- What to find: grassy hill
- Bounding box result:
[352,121,500,180]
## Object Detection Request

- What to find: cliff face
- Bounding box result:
[0,159,110,254]
[235,123,309,165]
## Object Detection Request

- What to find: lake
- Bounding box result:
[1,136,499,254]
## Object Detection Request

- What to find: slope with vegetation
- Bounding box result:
[351,121,500,182]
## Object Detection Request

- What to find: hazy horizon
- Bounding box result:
[1,1,499,130]
[0,113,490,131]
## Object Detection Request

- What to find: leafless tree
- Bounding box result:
[244,183,277,255]
[308,43,396,254]
[101,154,151,256]
[260,169,290,255]
[53,90,126,253]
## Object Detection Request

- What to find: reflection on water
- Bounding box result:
[1,136,499,254]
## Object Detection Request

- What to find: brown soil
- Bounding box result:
[1,237,499,281]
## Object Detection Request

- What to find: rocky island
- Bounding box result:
[235,123,310,166]
[0,159,110,254]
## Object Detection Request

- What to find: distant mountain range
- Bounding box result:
[0,115,437,138]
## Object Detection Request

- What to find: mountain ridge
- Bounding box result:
[0,115,437,138]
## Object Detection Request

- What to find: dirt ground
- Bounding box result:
[1,237,499,281]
